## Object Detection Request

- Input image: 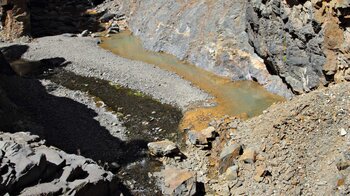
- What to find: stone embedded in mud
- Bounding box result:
[147,140,179,157]
[239,149,256,164]
[162,167,197,196]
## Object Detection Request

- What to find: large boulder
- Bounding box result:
[148,140,180,157]
[0,132,122,195]
[161,167,197,196]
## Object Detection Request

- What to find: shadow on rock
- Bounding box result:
[0,44,29,62]
[0,45,71,77]
[0,74,149,167]
[0,45,159,194]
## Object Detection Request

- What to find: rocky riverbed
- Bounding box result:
[0,0,350,195]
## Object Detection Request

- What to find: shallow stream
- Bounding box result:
[100,31,285,130]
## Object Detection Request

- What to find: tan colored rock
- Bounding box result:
[218,143,242,174]
[147,140,179,157]
[336,160,350,171]
[256,154,266,161]
[239,149,256,164]
[187,130,208,145]
[254,165,267,182]
[201,126,216,139]
[225,165,239,181]
[162,167,197,196]
[188,126,217,146]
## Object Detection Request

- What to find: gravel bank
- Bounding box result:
[4,35,210,110]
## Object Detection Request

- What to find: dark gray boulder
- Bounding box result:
[0,132,122,195]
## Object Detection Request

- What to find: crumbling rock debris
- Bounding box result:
[161,82,350,195]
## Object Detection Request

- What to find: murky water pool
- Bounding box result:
[100,31,285,130]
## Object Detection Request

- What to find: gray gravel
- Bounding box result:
[14,35,210,110]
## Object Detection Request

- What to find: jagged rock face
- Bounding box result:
[0,132,121,195]
[118,0,350,97]
[0,0,31,40]
[118,0,293,98]
[247,0,350,93]
[246,0,326,94]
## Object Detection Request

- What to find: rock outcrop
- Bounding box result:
[0,132,122,195]
[246,0,350,94]
[117,0,350,98]
[0,0,30,40]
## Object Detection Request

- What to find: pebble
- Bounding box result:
[239,148,256,164]
[225,165,239,180]
[339,128,347,136]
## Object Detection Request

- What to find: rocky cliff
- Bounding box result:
[118,0,350,98]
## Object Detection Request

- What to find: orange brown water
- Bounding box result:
[100,31,285,130]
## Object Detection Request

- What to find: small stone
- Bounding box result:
[254,165,267,182]
[201,126,216,139]
[337,174,346,187]
[109,162,120,173]
[336,160,350,171]
[99,13,115,23]
[239,149,256,163]
[162,167,197,195]
[141,121,149,126]
[339,128,347,136]
[218,144,242,174]
[188,130,208,145]
[147,140,179,157]
[225,165,239,181]
[220,144,242,160]
[256,154,266,161]
[78,30,89,37]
